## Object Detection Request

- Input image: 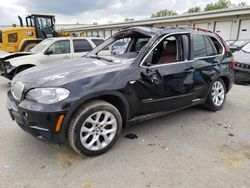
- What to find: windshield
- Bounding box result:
[30,39,53,53]
[241,42,250,53]
[87,31,151,63]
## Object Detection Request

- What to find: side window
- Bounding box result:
[209,36,223,54]
[204,36,215,56]
[73,39,93,53]
[144,35,180,65]
[192,34,206,58]
[8,33,18,43]
[91,39,104,47]
[47,40,70,54]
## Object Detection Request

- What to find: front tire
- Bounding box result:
[204,78,226,111]
[68,100,122,156]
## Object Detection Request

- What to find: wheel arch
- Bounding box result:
[59,91,130,142]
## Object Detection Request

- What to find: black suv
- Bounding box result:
[7,27,234,156]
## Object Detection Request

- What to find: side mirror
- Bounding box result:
[44,50,53,55]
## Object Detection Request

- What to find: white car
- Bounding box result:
[0,37,105,80]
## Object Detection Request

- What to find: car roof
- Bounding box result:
[119,26,217,37]
[45,37,105,41]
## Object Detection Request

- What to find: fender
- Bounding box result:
[58,90,130,143]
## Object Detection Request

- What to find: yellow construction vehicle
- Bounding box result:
[0,14,59,53]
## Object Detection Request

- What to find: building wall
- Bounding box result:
[67,9,250,40]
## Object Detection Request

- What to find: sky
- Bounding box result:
[0,0,249,25]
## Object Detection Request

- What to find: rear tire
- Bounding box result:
[204,78,226,111]
[68,100,122,156]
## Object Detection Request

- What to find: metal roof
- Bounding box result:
[64,7,250,32]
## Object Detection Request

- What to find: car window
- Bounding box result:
[209,36,223,54]
[144,35,181,65]
[134,38,150,52]
[47,40,70,54]
[192,34,206,58]
[204,36,215,56]
[91,39,104,46]
[73,39,93,53]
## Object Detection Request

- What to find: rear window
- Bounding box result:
[192,34,207,58]
[0,30,2,43]
[91,39,104,47]
[209,36,223,54]
[193,34,223,58]
[73,39,93,53]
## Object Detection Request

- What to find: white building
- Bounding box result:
[63,7,250,41]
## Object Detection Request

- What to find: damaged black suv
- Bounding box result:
[7,27,234,156]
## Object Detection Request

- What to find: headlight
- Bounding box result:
[26,88,70,104]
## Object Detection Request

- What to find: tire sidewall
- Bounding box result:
[206,78,227,111]
[71,103,122,156]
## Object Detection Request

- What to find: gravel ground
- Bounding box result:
[0,76,250,188]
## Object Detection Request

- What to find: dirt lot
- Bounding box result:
[0,76,250,188]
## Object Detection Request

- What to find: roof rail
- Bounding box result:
[194,27,213,33]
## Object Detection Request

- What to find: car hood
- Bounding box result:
[13,57,132,87]
[233,50,250,65]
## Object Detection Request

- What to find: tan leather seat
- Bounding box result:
[158,42,177,64]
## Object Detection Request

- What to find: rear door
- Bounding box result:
[137,33,195,114]
[191,33,224,99]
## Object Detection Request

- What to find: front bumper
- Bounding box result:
[7,90,67,144]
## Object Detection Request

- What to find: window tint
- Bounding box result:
[47,40,70,54]
[91,39,104,47]
[73,39,93,53]
[209,36,223,54]
[204,36,215,56]
[192,34,206,58]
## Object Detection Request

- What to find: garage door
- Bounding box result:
[195,23,209,30]
[238,20,250,40]
[215,21,232,40]
[104,30,111,38]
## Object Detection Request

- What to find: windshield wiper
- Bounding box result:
[88,54,113,62]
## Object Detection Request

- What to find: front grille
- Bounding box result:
[11,81,24,100]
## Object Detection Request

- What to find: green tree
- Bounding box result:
[238,2,248,7]
[151,9,178,18]
[187,6,201,13]
[124,18,134,22]
[205,0,231,11]
[93,22,98,25]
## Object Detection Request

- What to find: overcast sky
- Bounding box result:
[0,0,249,25]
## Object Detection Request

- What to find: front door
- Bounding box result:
[40,40,72,64]
[137,33,195,114]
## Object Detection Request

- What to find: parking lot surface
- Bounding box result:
[0,76,250,188]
